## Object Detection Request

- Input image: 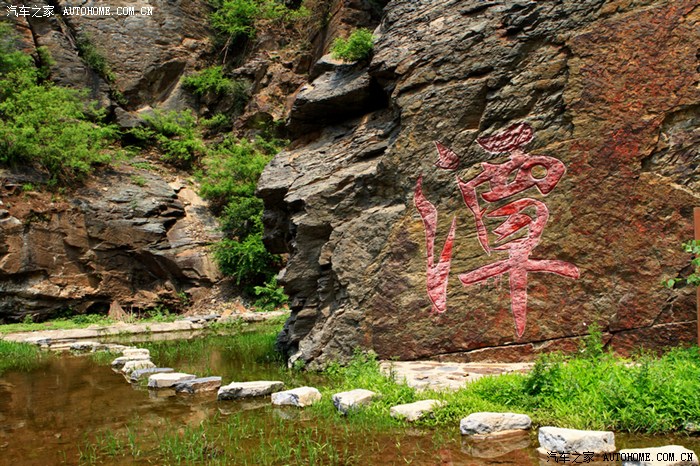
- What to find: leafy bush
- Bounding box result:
[331,28,374,62]
[210,0,311,43]
[132,110,206,167]
[0,26,117,184]
[213,234,279,284]
[199,136,275,212]
[663,240,700,288]
[76,34,115,82]
[199,135,287,289]
[253,277,287,311]
[183,66,234,96]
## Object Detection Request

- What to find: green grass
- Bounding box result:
[0,340,48,375]
[74,325,700,465]
[0,314,115,334]
[330,28,374,62]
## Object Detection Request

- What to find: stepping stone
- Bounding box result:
[70,341,104,352]
[538,426,616,455]
[271,387,322,407]
[462,430,531,459]
[111,354,151,369]
[148,373,196,389]
[122,348,150,358]
[390,399,444,422]
[618,445,698,466]
[174,377,222,394]
[104,344,131,353]
[129,367,174,383]
[332,389,377,414]
[121,359,156,375]
[217,381,285,400]
[460,412,532,436]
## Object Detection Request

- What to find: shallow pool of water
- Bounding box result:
[2,331,700,465]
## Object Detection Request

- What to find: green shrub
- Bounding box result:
[663,240,700,289]
[136,110,206,167]
[210,0,311,43]
[199,136,273,212]
[201,113,231,131]
[213,234,279,285]
[220,195,264,239]
[183,66,234,96]
[330,28,374,62]
[0,24,116,185]
[253,277,287,311]
[76,34,115,82]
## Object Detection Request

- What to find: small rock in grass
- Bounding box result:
[129,367,174,382]
[618,445,698,466]
[390,399,444,422]
[460,412,532,436]
[217,381,285,400]
[538,426,615,455]
[332,389,377,414]
[174,377,222,394]
[148,373,196,389]
[271,387,322,407]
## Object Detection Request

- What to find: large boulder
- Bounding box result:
[259,0,700,367]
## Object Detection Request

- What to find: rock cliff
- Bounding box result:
[259,0,700,366]
[0,164,222,321]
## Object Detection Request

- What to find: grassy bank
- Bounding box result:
[0,311,184,334]
[0,340,49,375]
[74,326,700,464]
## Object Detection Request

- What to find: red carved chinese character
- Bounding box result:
[455,123,579,337]
[414,175,456,314]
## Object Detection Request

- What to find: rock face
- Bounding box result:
[0,166,222,322]
[538,426,616,455]
[460,412,532,436]
[2,0,211,110]
[259,0,700,366]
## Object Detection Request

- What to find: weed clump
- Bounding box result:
[330,28,374,62]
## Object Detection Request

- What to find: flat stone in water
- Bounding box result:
[390,399,444,422]
[538,426,616,455]
[217,381,285,400]
[69,341,104,352]
[111,354,151,369]
[122,348,150,358]
[129,367,174,382]
[148,373,196,389]
[461,430,531,459]
[174,377,222,394]
[619,445,698,466]
[121,359,155,375]
[271,386,322,407]
[460,412,532,436]
[332,389,377,414]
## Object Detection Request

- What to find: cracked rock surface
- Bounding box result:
[259,0,700,367]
